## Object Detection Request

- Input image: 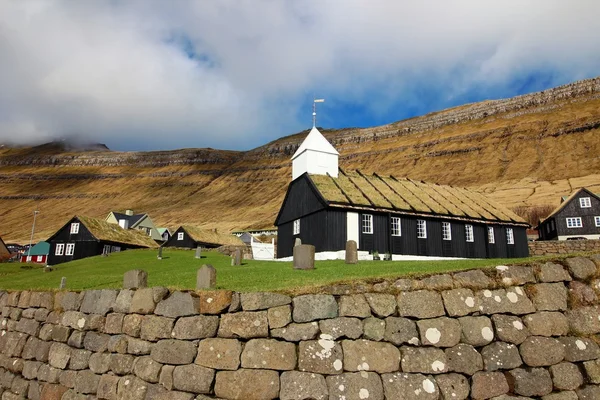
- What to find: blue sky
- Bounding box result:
[0,1,599,152]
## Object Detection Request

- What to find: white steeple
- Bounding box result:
[291,99,339,180]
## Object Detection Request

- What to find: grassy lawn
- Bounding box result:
[0,249,545,293]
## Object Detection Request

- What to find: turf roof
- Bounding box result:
[181,225,245,247]
[78,216,159,248]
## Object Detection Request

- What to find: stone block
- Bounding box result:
[151,339,196,365]
[127,337,152,355]
[577,385,600,400]
[496,265,536,286]
[400,346,447,374]
[110,354,135,375]
[271,322,320,341]
[453,269,492,289]
[59,370,77,389]
[363,293,396,318]
[298,337,344,375]
[129,288,156,315]
[122,314,143,337]
[68,349,91,370]
[529,283,568,311]
[215,369,280,400]
[319,317,363,340]
[89,353,111,374]
[565,257,597,280]
[566,306,600,334]
[537,262,572,282]
[478,287,535,315]
[83,332,110,352]
[155,292,197,318]
[520,336,565,366]
[196,338,242,370]
[22,360,42,379]
[491,314,529,344]
[397,290,445,319]
[541,391,578,400]
[381,372,439,400]
[240,292,291,311]
[292,295,338,323]
[523,311,569,336]
[38,364,60,383]
[104,313,124,334]
[117,375,148,400]
[568,280,597,306]
[442,288,479,317]
[15,318,39,336]
[280,371,327,400]
[445,343,483,375]
[241,338,296,370]
[74,370,101,394]
[80,290,118,316]
[48,342,71,369]
[417,317,461,347]
[458,316,494,346]
[34,308,50,322]
[140,315,175,341]
[550,362,584,391]
[114,290,134,314]
[267,305,291,329]
[345,240,358,264]
[506,367,553,397]
[153,287,169,303]
[123,270,147,289]
[419,274,454,291]
[559,336,600,362]
[470,371,509,399]
[10,376,29,395]
[293,244,315,270]
[481,342,522,371]
[342,339,400,373]
[172,364,214,394]
[158,365,175,391]
[363,317,385,341]
[585,359,600,384]
[2,332,27,357]
[383,317,419,346]
[435,373,469,400]
[197,290,232,314]
[338,294,371,318]
[132,356,162,383]
[327,372,384,400]
[218,311,268,338]
[39,384,69,400]
[172,315,219,339]
[51,325,71,342]
[97,374,119,399]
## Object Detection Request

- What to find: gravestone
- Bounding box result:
[197,264,216,289]
[345,240,358,264]
[157,246,163,260]
[195,246,202,259]
[123,270,148,289]
[233,249,242,266]
[59,277,67,289]
[295,238,302,247]
[293,244,315,270]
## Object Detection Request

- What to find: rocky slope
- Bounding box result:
[2,77,600,243]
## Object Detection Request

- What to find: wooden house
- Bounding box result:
[163,226,244,249]
[47,216,158,265]
[275,126,529,259]
[537,188,600,240]
[20,241,49,264]
[157,228,171,242]
[0,236,10,261]
[105,210,163,241]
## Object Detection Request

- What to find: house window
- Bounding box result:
[417,220,427,238]
[293,219,300,235]
[111,246,121,252]
[36,255,43,262]
[391,217,401,236]
[596,216,600,227]
[362,214,373,234]
[442,222,451,241]
[465,225,474,242]
[566,217,583,228]
[55,244,64,256]
[103,245,111,255]
[177,232,184,240]
[70,223,80,234]
[580,197,592,208]
[65,243,75,256]
[488,227,495,244]
[506,228,514,245]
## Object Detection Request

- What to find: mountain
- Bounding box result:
[2,77,600,243]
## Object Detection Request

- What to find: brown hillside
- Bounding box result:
[2,77,600,243]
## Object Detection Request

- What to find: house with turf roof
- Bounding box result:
[47,215,158,265]
[163,225,244,249]
[0,236,11,260]
[105,209,163,242]
[20,241,49,264]
[537,188,600,240]
[275,124,530,259]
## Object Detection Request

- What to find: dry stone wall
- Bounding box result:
[2,256,600,399]
[529,240,600,256]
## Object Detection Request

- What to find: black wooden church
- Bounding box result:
[275,125,529,259]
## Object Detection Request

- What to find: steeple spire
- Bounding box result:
[313,98,324,128]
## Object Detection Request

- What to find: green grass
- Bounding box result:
[0,249,544,293]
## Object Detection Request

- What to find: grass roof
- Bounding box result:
[182,225,245,247]
[78,216,159,248]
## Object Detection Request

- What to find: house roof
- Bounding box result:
[77,216,158,248]
[181,225,245,247]
[112,212,147,227]
[306,169,527,225]
[0,236,9,257]
[157,228,171,235]
[541,188,600,224]
[292,127,339,159]
[25,241,50,256]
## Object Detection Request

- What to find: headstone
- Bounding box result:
[195,246,202,259]
[233,249,242,266]
[295,238,302,247]
[293,244,315,270]
[157,246,163,260]
[123,270,148,289]
[345,240,358,264]
[59,277,67,289]
[197,265,216,289]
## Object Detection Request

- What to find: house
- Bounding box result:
[275,125,529,259]
[157,228,171,242]
[537,188,600,240]
[20,241,49,264]
[0,236,10,261]
[163,226,244,249]
[105,210,163,241]
[47,215,158,265]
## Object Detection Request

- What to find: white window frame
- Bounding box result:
[417,220,427,239]
[36,255,43,262]
[488,227,495,244]
[293,219,300,235]
[65,243,75,256]
[362,214,373,234]
[580,197,592,208]
[442,222,451,241]
[391,217,401,237]
[111,246,121,253]
[103,245,111,255]
[177,232,184,240]
[55,243,64,256]
[596,216,600,227]
[70,223,80,234]
[566,217,583,228]
[465,224,474,242]
[506,228,514,245]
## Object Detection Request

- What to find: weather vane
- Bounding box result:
[313,98,324,128]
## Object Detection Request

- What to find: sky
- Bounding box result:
[1,1,599,152]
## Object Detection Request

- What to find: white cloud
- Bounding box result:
[0,0,599,150]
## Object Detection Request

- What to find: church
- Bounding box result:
[275,117,529,260]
